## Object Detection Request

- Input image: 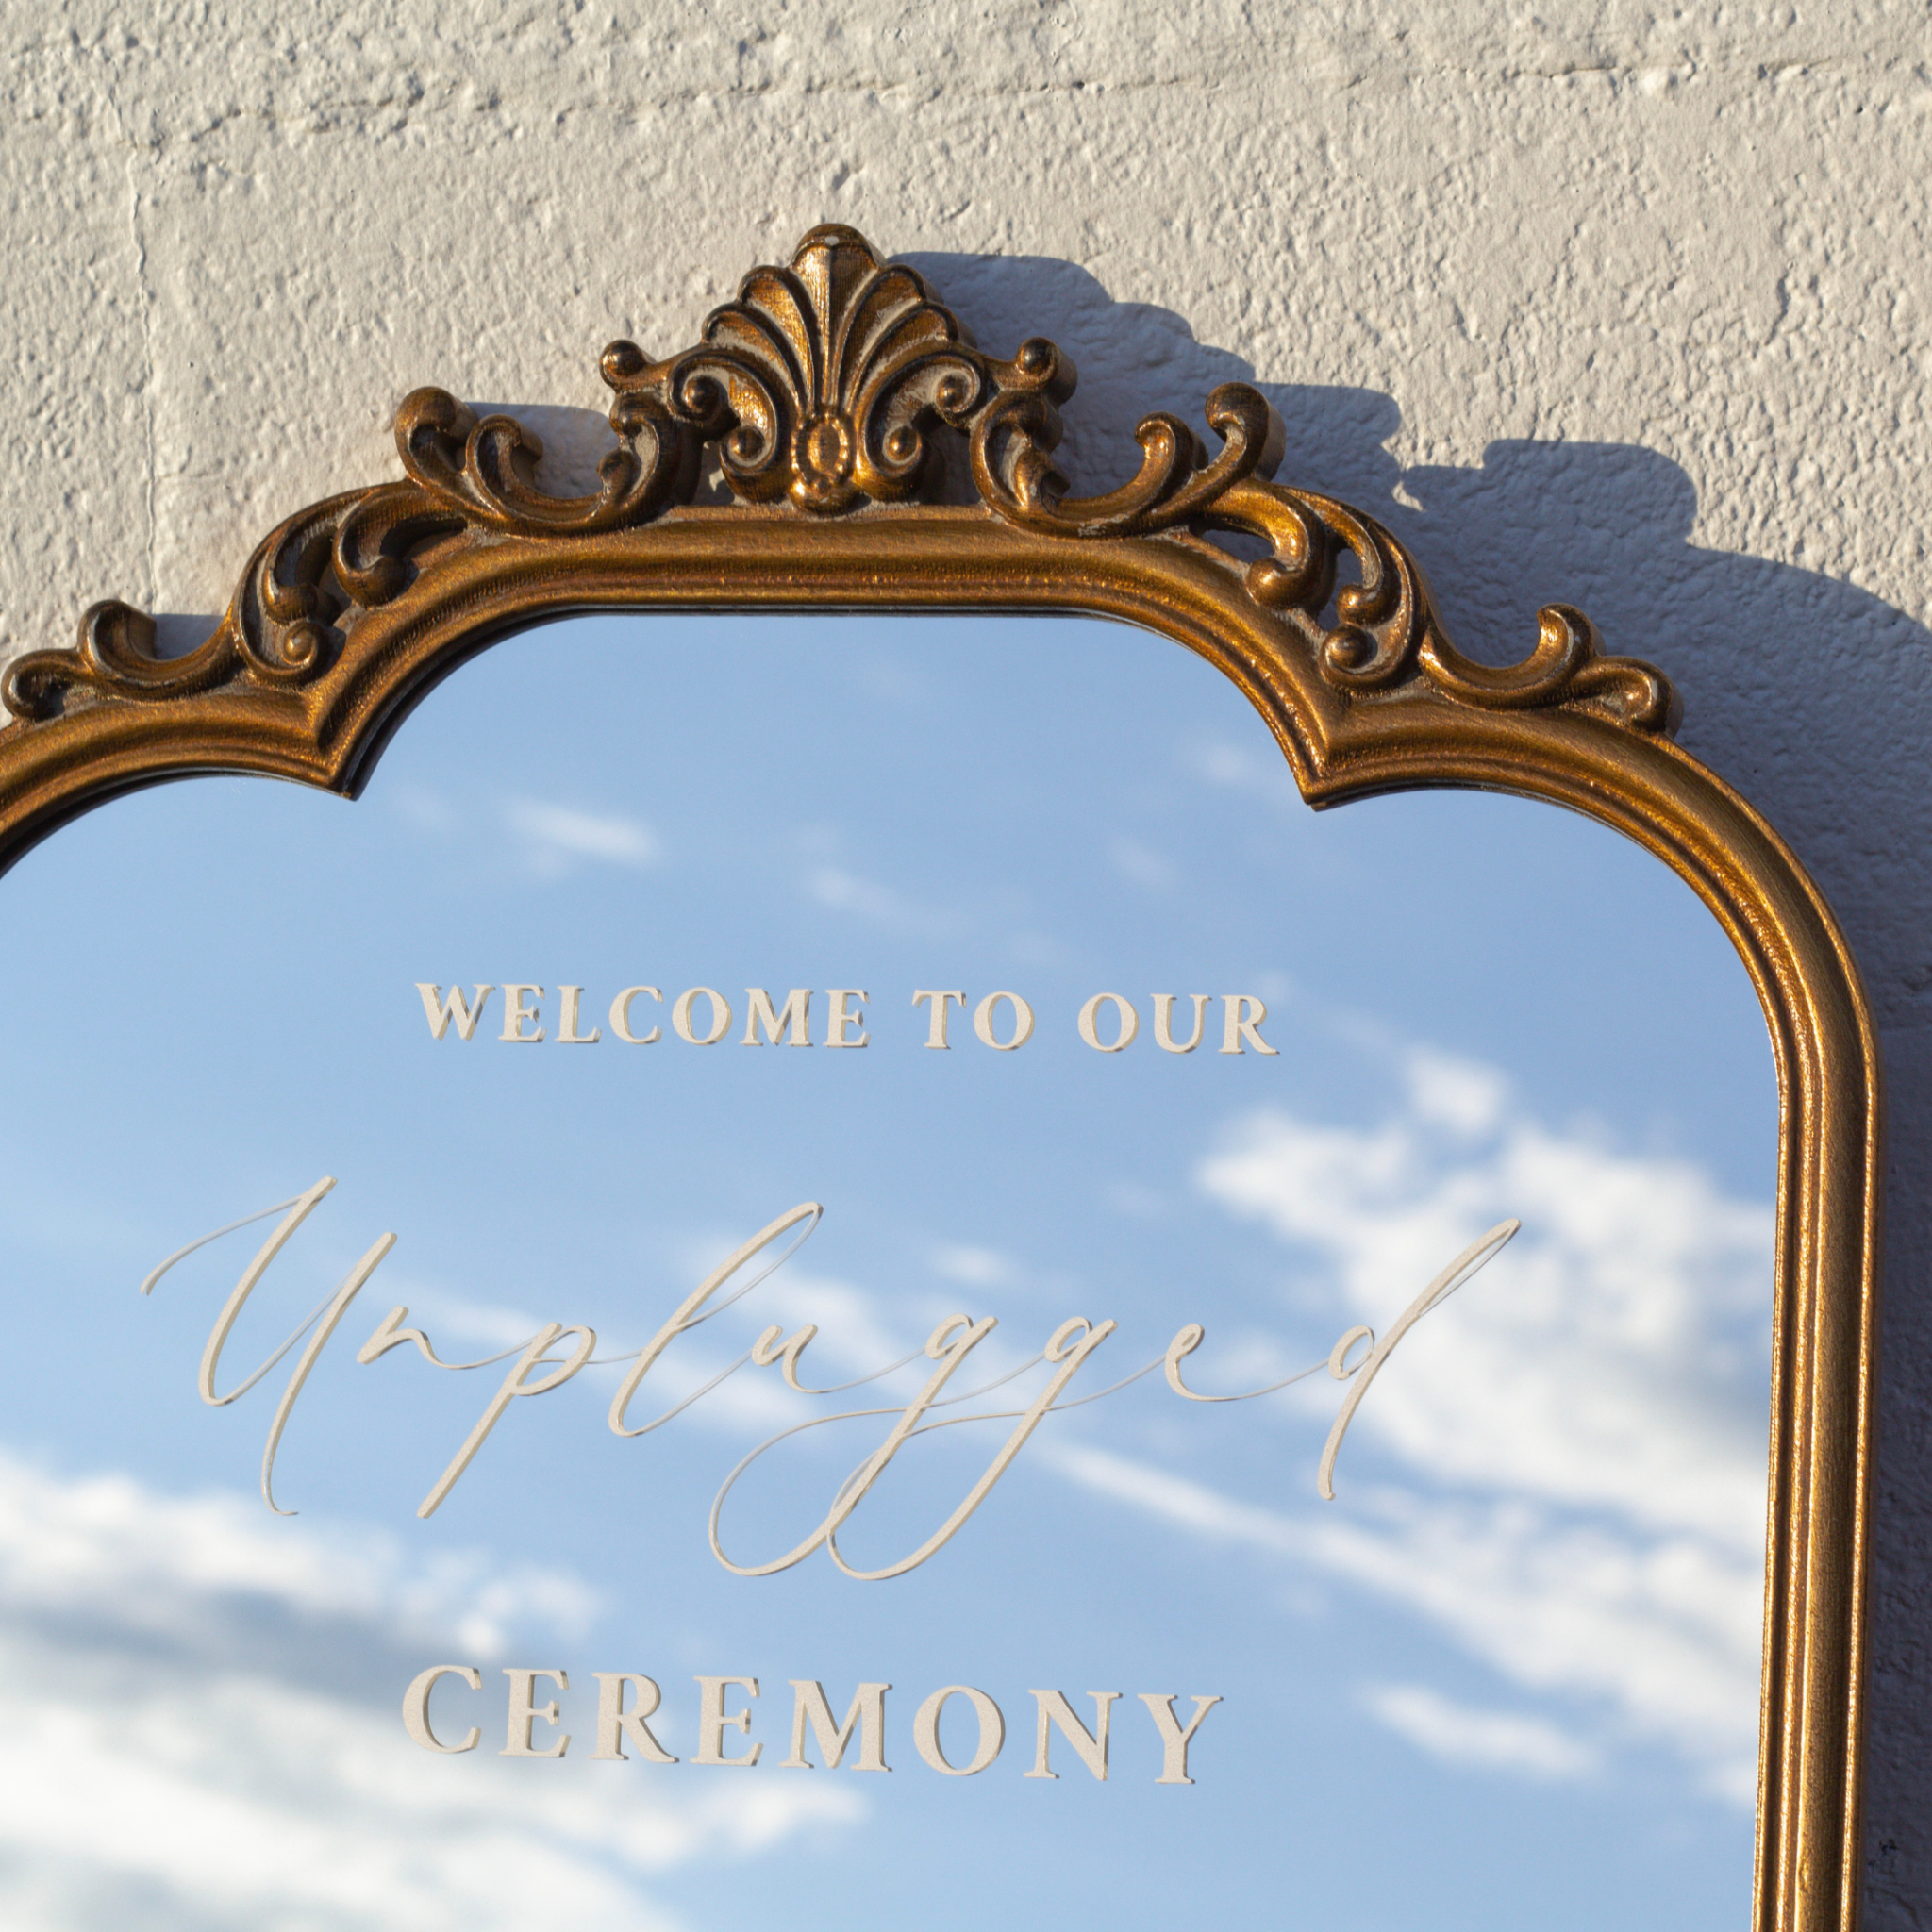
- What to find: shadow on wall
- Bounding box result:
[158,244,1932,1034]
[153,245,1932,1036]
[913,246,1932,1930]
[905,250,1932,1028]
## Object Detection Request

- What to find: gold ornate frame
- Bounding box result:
[0,225,1876,1932]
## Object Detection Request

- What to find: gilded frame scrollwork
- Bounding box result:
[0,225,1876,1932]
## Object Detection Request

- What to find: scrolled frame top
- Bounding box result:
[1,222,1670,748]
[0,223,1879,1932]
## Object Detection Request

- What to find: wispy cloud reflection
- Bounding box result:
[0,1453,858,1930]
[1054,1041,1771,1805]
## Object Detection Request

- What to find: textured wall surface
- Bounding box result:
[3,1,1928,1919]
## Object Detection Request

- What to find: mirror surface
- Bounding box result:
[0,613,1774,1930]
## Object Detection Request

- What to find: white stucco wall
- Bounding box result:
[4,3,1929,1918]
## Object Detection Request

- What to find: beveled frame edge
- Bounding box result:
[0,232,1878,1932]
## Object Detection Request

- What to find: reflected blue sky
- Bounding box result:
[0,613,1774,1930]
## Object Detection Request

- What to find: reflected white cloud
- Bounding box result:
[1196,1047,1772,1548]
[1185,739,1295,804]
[1405,1046,1508,1137]
[802,866,962,941]
[750,1266,910,1374]
[930,1244,1016,1290]
[0,1449,600,1653]
[1108,840,1174,891]
[391,784,459,835]
[1051,1041,1771,1805]
[383,1278,546,1354]
[1048,1444,1297,1557]
[807,866,903,921]
[0,1452,858,1930]
[1365,1684,1596,1780]
[506,798,661,874]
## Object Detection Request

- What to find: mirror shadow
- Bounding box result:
[907,246,1932,1920]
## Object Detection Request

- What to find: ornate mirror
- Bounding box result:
[0,228,1875,1932]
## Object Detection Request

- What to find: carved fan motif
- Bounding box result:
[1,224,1671,736]
[601,228,1014,511]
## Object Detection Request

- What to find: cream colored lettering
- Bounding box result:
[1077,992,1139,1052]
[1163,1220,1516,1497]
[411,980,1296,1054]
[402,1664,482,1754]
[911,989,967,1048]
[420,1324,597,1518]
[672,986,732,1044]
[1327,1324,1374,1379]
[150,1183,1513,1555]
[140,1185,330,1314]
[146,1178,404,1512]
[181,1176,341,1407]
[826,1315,1119,1581]
[356,1305,458,1367]
[694,1677,761,1766]
[556,985,601,1044]
[417,984,494,1041]
[1024,1690,1118,1780]
[1161,1324,1212,1396]
[1318,1219,1519,1499]
[824,988,870,1047]
[779,1680,891,1772]
[259,1233,395,1516]
[751,1321,820,1390]
[591,1674,678,1763]
[608,1203,822,1437]
[973,991,1034,1050]
[467,1669,1221,1785]
[609,985,662,1044]
[913,1686,1004,1775]
[744,988,812,1046]
[500,985,545,1043]
[502,1668,571,1757]
[1152,992,1209,1054]
[709,1310,1000,1578]
[1219,993,1277,1055]
[1138,1693,1220,1784]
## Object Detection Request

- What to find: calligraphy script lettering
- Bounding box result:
[141,1185,1517,1569]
